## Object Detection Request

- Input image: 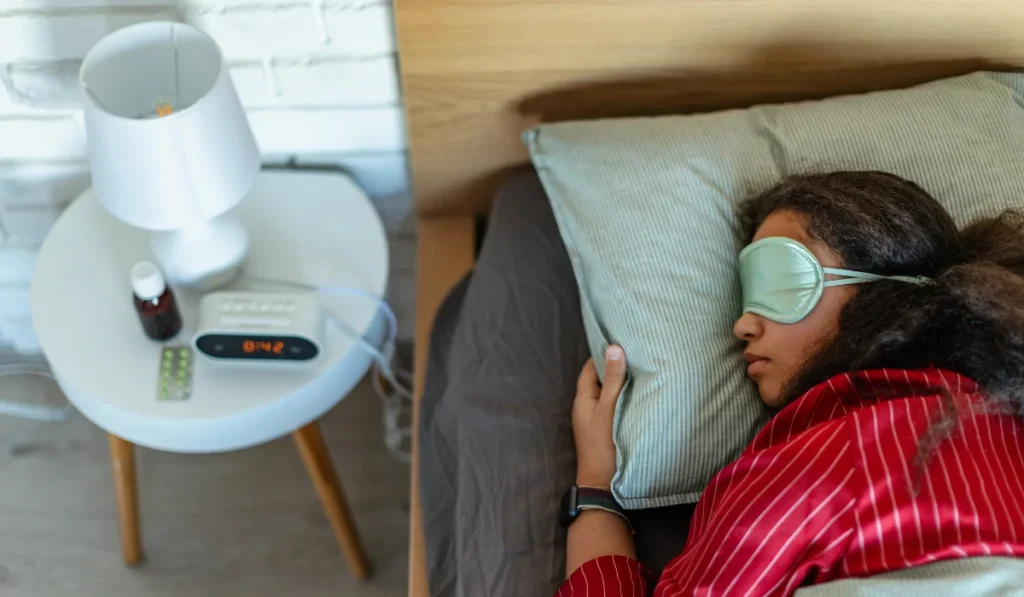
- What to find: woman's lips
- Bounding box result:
[744,352,770,376]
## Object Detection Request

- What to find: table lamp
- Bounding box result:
[80,21,260,290]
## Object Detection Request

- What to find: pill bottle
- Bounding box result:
[131,261,183,341]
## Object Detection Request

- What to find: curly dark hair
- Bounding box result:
[741,171,1024,421]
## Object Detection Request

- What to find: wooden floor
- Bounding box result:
[0,375,409,597]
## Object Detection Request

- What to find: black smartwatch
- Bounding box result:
[559,485,630,529]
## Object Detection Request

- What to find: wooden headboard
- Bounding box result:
[397,0,1024,216]
[394,1,1024,594]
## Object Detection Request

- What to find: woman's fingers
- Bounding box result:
[576,358,599,401]
[600,345,626,406]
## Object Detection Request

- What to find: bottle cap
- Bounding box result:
[131,261,167,300]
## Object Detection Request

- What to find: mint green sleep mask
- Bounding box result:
[738,236,931,324]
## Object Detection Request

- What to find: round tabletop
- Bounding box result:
[31,170,389,453]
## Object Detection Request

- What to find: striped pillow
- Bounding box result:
[525,71,1024,508]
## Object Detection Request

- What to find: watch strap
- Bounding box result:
[576,486,632,531]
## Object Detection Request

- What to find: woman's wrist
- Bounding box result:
[566,504,637,575]
[575,507,630,528]
[576,474,613,490]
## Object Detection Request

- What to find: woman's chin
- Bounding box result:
[756,379,786,409]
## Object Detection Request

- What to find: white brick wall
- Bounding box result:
[0,0,415,355]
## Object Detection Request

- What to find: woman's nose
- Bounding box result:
[733,312,763,341]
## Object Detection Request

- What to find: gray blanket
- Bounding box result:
[418,171,693,597]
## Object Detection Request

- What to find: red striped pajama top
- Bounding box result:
[557,368,1024,597]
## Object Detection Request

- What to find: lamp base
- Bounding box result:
[150,215,248,291]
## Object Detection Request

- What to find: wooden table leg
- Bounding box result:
[293,421,372,579]
[107,433,142,566]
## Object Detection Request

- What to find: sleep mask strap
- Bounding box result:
[822,267,932,287]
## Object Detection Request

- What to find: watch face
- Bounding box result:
[559,486,579,529]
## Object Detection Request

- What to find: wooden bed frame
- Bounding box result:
[393,1,1024,594]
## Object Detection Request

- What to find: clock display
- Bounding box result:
[195,334,319,361]
[243,340,285,354]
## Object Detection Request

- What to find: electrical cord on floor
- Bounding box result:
[244,275,414,462]
[0,362,73,422]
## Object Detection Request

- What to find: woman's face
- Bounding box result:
[733,210,855,408]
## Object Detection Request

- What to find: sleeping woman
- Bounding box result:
[559,172,1024,596]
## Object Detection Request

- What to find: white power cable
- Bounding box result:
[0,363,73,422]
[244,275,414,462]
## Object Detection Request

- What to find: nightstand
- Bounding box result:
[30,170,388,579]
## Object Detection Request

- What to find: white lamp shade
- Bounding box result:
[80,22,260,231]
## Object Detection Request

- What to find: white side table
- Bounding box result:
[30,170,388,579]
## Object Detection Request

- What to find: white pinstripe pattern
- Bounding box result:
[664,455,766,581]
[765,415,780,446]
[704,424,848,590]
[852,506,870,574]
[597,557,607,597]
[807,388,826,422]
[853,413,889,569]
[995,417,1024,529]
[622,556,635,597]
[672,422,842,587]
[960,412,1002,541]
[977,414,1018,543]
[1014,420,1024,464]
[826,379,841,407]
[822,528,857,559]
[780,567,805,596]
[827,399,841,421]
[561,565,574,596]
[871,405,907,564]
[935,394,983,542]
[611,555,621,597]
[987,415,1019,540]
[842,373,856,395]
[881,369,898,397]
[970,413,1011,544]
[915,372,963,544]
[695,471,721,538]
[902,397,941,553]
[823,528,856,557]
[662,449,776,580]
[788,389,808,440]
[840,542,853,576]
[777,527,855,597]
[738,469,856,596]
[887,400,925,556]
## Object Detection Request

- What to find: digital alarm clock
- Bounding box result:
[193,292,324,363]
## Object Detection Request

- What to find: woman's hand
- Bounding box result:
[566,346,636,578]
[572,345,627,489]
